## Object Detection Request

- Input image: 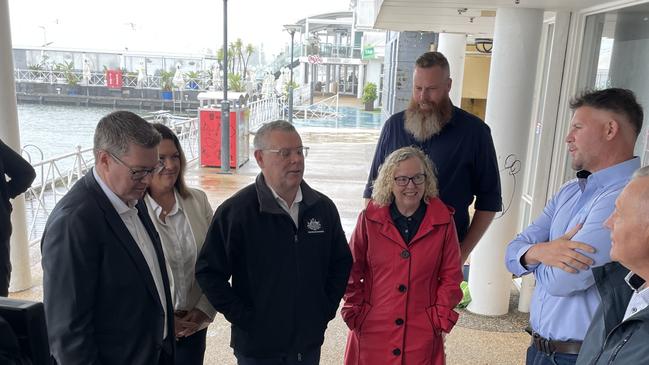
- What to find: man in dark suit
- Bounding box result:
[41,111,174,365]
[0,138,36,296]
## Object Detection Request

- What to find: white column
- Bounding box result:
[357,64,365,99]
[467,7,543,316]
[437,33,466,106]
[0,0,32,292]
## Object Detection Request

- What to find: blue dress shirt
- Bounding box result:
[505,157,640,341]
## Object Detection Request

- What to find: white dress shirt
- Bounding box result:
[93,169,168,338]
[146,192,197,311]
[267,184,302,227]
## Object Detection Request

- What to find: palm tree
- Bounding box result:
[233,38,244,75]
[242,44,255,80]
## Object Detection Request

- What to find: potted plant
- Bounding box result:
[159,70,174,100]
[362,82,377,111]
[185,70,201,90]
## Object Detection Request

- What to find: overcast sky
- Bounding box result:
[8,0,351,57]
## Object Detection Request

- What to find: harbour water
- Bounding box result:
[16,104,384,161]
[17,104,121,161]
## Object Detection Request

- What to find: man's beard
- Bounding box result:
[404,98,449,142]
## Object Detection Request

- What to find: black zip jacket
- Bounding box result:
[196,174,352,358]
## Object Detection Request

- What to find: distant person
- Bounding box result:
[576,166,649,364]
[41,111,175,364]
[364,51,501,263]
[0,138,36,296]
[505,88,643,365]
[196,120,352,365]
[144,123,216,365]
[343,146,463,365]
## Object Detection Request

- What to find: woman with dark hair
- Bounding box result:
[145,123,215,364]
[342,146,463,365]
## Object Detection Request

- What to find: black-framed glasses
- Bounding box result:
[394,173,426,186]
[108,152,164,180]
[263,146,309,159]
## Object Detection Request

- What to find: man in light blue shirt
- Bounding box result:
[505,88,644,365]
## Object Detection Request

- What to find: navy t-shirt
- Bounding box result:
[364,107,502,242]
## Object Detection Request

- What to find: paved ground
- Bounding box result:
[11,126,529,364]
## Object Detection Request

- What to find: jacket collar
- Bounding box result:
[254,173,320,215]
[592,262,649,330]
[365,197,452,248]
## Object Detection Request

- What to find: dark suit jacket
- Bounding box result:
[0,139,36,241]
[41,170,174,365]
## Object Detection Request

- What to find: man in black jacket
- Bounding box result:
[0,138,36,296]
[41,111,174,364]
[196,120,352,365]
[577,166,649,364]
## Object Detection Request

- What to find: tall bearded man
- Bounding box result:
[364,51,502,263]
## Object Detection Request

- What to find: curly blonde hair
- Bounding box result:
[371,146,439,206]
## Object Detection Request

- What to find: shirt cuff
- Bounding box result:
[513,245,538,276]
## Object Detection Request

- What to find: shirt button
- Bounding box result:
[398,284,407,292]
[400,250,410,259]
[393,348,401,356]
[395,318,404,325]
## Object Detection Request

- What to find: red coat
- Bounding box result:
[342,199,463,365]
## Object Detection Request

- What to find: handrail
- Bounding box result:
[14,69,214,92]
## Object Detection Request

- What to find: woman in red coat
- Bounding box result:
[342,146,463,365]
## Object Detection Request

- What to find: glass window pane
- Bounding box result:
[569,4,649,182]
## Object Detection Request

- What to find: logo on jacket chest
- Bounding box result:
[305,218,324,233]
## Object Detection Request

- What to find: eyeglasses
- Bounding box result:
[262,146,309,159]
[108,152,164,180]
[394,173,426,186]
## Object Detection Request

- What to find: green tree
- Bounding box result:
[242,43,255,80]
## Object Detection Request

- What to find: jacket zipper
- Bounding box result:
[606,331,634,365]
[591,320,637,365]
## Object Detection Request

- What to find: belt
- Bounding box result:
[525,327,582,355]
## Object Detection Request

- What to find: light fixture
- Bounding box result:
[474,38,493,54]
[283,24,303,124]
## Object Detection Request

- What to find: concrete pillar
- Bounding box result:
[437,33,467,106]
[467,7,543,316]
[0,0,32,292]
[357,64,365,99]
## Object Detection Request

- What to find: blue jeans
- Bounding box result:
[235,347,321,365]
[526,345,578,365]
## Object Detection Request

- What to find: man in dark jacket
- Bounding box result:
[41,111,174,364]
[0,138,36,296]
[577,166,649,364]
[196,120,352,365]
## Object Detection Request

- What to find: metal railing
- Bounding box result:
[14,69,213,91]
[248,95,286,132]
[22,116,198,245]
[294,93,340,122]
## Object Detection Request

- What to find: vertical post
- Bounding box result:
[220,0,231,173]
[437,33,467,106]
[288,30,295,124]
[0,0,32,292]
[76,145,83,181]
[467,7,543,316]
